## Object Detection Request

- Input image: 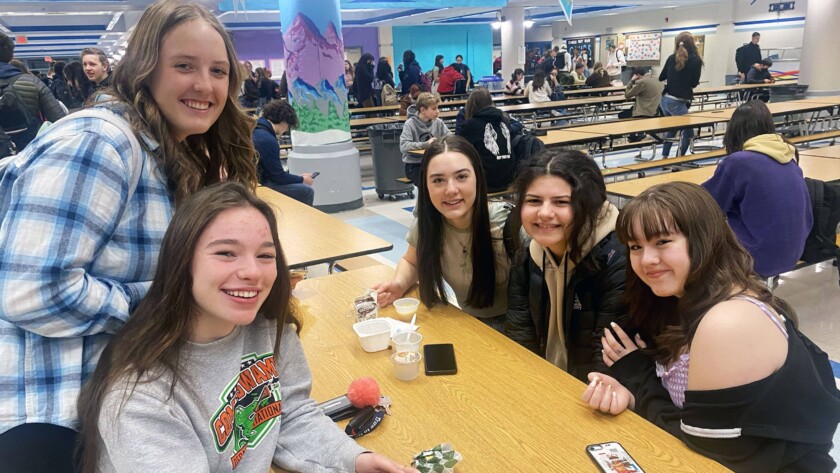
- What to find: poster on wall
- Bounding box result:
[565,37,595,67]
[625,32,662,62]
[269,59,285,78]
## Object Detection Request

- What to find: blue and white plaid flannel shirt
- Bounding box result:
[0,105,173,433]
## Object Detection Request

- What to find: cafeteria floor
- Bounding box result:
[300,138,840,461]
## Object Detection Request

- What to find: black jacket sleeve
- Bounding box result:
[588,238,630,369]
[610,350,684,438]
[505,247,540,353]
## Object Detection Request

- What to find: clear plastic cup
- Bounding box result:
[391,351,422,381]
[393,297,420,322]
[392,331,422,353]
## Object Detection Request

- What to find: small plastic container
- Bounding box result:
[393,297,420,322]
[392,331,422,354]
[353,318,392,353]
[391,351,422,381]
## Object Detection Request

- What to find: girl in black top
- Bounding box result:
[354,53,376,107]
[658,31,703,157]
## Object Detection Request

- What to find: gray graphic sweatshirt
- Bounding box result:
[399,104,451,164]
[96,316,365,472]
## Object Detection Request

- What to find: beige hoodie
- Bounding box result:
[742,133,796,164]
[528,202,620,370]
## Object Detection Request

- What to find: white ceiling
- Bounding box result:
[1,0,718,59]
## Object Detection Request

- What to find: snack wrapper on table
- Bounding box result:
[411,443,462,473]
[354,289,378,322]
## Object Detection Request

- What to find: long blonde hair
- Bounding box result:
[107,0,257,204]
[673,31,703,71]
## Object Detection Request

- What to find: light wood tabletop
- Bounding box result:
[691,100,839,120]
[693,81,799,95]
[606,155,840,199]
[271,265,730,473]
[573,114,725,136]
[564,85,626,96]
[256,187,393,269]
[499,95,628,113]
[799,145,840,159]
[542,129,609,146]
[796,95,840,105]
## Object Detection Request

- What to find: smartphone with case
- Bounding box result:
[423,343,457,375]
[586,442,644,473]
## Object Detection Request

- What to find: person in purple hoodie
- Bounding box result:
[702,100,812,278]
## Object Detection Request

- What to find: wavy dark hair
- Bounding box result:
[511,149,609,264]
[402,49,416,67]
[531,70,547,90]
[77,181,298,472]
[434,54,444,71]
[417,135,496,308]
[723,100,799,162]
[616,182,790,363]
[376,57,394,86]
[104,0,257,205]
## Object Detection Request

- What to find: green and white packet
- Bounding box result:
[411,443,462,473]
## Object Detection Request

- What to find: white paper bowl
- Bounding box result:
[352,318,392,352]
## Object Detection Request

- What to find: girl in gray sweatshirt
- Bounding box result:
[77,182,417,473]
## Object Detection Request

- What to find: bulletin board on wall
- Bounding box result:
[625,31,662,66]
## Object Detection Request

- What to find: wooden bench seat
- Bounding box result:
[789,129,840,145]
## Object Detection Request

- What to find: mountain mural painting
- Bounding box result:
[282,11,351,139]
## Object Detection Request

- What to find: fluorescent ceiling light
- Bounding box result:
[0,11,113,16]
[491,11,502,29]
[523,19,534,28]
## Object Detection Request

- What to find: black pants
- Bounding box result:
[0,423,79,473]
[405,163,422,187]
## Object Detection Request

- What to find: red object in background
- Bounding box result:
[45,56,53,62]
[346,377,381,408]
[15,35,28,44]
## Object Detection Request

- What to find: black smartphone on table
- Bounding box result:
[586,442,644,473]
[423,343,457,375]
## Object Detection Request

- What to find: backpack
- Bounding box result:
[0,75,40,153]
[420,69,433,93]
[511,131,545,169]
[381,83,398,106]
[801,178,840,275]
[0,126,16,159]
[556,52,566,71]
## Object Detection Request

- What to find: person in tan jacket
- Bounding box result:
[624,67,663,117]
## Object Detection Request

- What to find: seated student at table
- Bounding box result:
[582,182,840,472]
[77,182,418,473]
[623,66,663,118]
[399,84,421,116]
[436,63,465,95]
[701,100,811,278]
[570,63,587,85]
[253,100,315,206]
[506,150,628,382]
[375,135,513,332]
[505,68,526,95]
[457,87,517,193]
[399,92,451,186]
[524,70,553,104]
[746,58,775,84]
[586,62,612,88]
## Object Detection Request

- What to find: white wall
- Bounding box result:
[523,0,808,86]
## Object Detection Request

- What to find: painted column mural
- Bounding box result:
[280,0,351,146]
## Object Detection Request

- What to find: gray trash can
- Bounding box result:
[368,123,415,200]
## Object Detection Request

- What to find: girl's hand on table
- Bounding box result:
[581,372,634,415]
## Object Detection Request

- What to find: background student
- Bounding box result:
[0,2,258,470]
[398,50,423,95]
[399,92,451,186]
[78,182,417,473]
[253,100,316,206]
[583,182,840,472]
[623,66,663,118]
[456,87,517,193]
[524,70,552,104]
[506,150,628,382]
[735,31,762,82]
[658,31,703,158]
[585,62,611,88]
[354,53,376,107]
[702,100,811,278]
[505,68,525,95]
[374,136,513,332]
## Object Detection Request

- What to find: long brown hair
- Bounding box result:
[723,100,800,162]
[673,31,703,71]
[616,182,782,363]
[417,135,496,308]
[77,182,297,472]
[106,0,257,204]
[464,87,494,120]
